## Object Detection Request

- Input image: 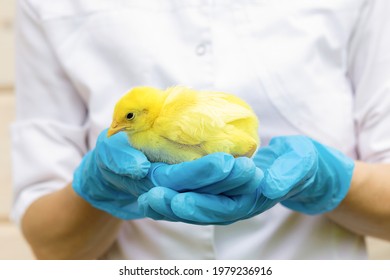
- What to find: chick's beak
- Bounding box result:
[107,121,123,137]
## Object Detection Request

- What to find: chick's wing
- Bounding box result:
[154,87,257,146]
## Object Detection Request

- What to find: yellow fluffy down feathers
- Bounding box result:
[108,86,260,164]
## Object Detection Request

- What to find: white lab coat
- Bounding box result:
[11,0,390,259]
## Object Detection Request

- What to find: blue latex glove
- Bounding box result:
[142,155,260,222]
[138,135,355,224]
[254,136,355,214]
[72,129,152,220]
[73,129,259,220]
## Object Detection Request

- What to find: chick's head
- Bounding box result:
[107,86,165,137]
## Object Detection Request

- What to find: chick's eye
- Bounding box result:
[126,112,135,120]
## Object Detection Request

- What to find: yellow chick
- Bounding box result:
[107,86,260,164]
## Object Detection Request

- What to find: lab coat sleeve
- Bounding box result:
[11,0,88,225]
[349,0,390,163]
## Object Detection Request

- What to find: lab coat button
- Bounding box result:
[195,43,207,56]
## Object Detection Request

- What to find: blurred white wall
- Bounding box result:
[0,0,389,260]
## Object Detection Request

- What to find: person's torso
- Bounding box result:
[31,0,366,259]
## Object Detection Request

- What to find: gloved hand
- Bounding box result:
[73,129,260,220]
[138,135,355,224]
[253,136,355,214]
[72,129,153,219]
[142,154,260,222]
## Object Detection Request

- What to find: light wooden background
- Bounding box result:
[1,0,390,260]
[0,0,34,259]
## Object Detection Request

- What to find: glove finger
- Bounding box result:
[142,188,231,225]
[148,153,235,191]
[253,147,279,170]
[142,187,181,220]
[75,161,138,201]
[222,167,263,196]
[266,136,316,158]
[254,136,315,169]
[196,157,260,195]
[262,150,317,199]
[100,169,155,196]
[138,192,176,222]
[98,130,150,179]
[170,192,257,224]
